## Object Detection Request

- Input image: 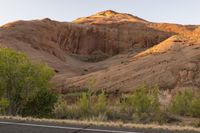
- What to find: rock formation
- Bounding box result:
[0,10,199,95]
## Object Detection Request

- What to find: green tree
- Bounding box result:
[0,48,55,115]
[0,98,9,114]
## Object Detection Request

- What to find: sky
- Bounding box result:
[0,0,199,26]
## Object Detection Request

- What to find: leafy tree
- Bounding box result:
[0,98,9,114]
[0,48,55,115]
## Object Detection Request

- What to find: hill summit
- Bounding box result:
[73,10,147,24]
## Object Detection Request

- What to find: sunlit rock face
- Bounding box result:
[73,10,148,25]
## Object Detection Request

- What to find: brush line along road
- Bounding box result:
[0,121,198,133]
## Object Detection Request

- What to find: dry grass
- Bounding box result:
[0,116,199,132]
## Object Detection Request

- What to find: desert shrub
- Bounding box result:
[107,104,132,122]
[0,98,9,115]
[60,90,108,119]
[76,79,95,118]
[169,90,200,117]
[169,90,194,116]
[21,88,58,118]
[77,92,91,118]
[53,97,68,118]
[93,92,107,115]
[121,96,134,118]
[189,97,200,117]
[195,121,200,128]
[53,79,108,120]
[53,97,79,119]
[121,85,160,117]
[76,79,108,119]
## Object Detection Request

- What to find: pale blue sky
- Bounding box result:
[0,0,199,26]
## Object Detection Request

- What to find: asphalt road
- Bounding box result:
[0,120,199,133]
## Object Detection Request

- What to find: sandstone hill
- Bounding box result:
[73,10,148,24]
[0,10,199,99]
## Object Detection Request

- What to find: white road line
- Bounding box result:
[0,121,140,133]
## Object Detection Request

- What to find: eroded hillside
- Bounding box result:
[0,10,200,96]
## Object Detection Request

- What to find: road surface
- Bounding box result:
[0,120,199,133]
